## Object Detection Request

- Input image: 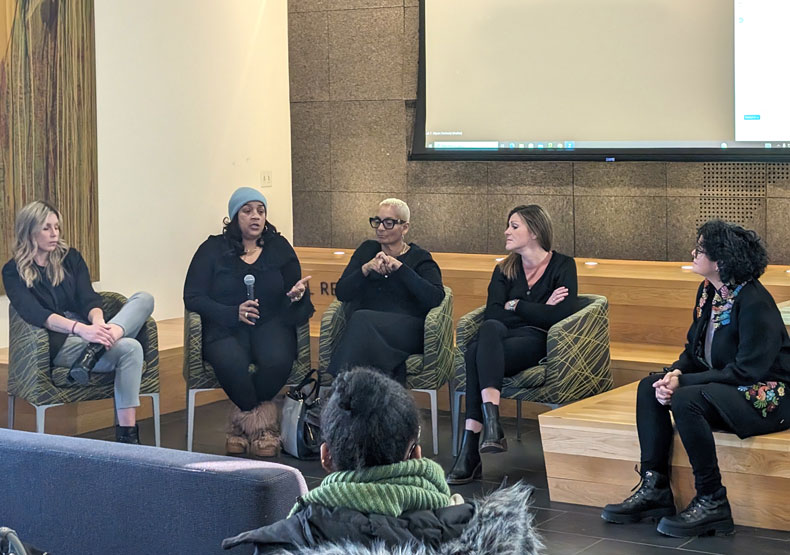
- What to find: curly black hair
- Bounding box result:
[221,214,278,256]
[321,367,420,471]
[696,220,768,284]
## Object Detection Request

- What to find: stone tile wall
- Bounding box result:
[288,1,790,263]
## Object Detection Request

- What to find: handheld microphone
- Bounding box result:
[244,274,255,300]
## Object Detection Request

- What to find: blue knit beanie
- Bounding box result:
[228,187,268,220]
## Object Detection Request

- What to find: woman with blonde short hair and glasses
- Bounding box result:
[2,201,154,444]
[326,198,445,384]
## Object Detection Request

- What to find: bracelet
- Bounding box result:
[70,321,79,335]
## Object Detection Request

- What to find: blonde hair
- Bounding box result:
[13,201,70,288]
[499,205,554,280]
[379,198,410,222]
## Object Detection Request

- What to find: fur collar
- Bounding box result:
[271,482,543,555]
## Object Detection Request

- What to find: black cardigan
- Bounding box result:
[2,248,103,359]
[675,280,790,387]
[484,251,578,330]
[334,240,444,318]
[183,232,314,344]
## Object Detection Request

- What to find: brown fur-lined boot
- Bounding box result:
[225,405,249,455]
[238,400,282,458]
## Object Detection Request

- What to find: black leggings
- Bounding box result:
[326,309,424,384]
[637,374,729,496]
[203,318,296,411]
[464,319,547,423]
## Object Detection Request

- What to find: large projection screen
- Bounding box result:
[411,0,790,162]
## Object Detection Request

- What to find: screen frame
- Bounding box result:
[409,1,790,163]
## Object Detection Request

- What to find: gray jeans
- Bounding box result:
[53,292,155,409]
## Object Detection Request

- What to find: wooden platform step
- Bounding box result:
[539,382,790,531]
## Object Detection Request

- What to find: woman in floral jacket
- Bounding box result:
[602,220,790,538]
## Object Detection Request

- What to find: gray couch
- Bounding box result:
[0,428,307,554]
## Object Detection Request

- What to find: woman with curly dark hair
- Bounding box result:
[184,187,314,457]
[602,220,790,538]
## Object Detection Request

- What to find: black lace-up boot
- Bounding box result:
[446,430,482,485]
[115,424,140,444]
[656,486,734,537]
[601,467,675,524]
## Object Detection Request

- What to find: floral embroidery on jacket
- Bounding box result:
[696,280,747,328]
[737,382,786,417]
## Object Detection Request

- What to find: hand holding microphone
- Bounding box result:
[239,274,259,325]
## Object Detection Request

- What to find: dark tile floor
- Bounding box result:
[83,402,790,554]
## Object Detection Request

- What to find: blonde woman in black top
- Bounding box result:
[2,201,153,443]
[447,205,578,484]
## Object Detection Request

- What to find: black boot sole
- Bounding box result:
[479,438,508,454]
[656,516,735,538]
[601,506,675,524]
[446,462,482,485]
[68,367,91,385]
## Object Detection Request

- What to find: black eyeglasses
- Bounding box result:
[693,243,706,256]
[369,217,407,230]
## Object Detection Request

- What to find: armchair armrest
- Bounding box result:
[318,300,352,372]
[420,286,455,386]
[541,294,612,403]
[183,310,204,384]
[7,305,51,399]
[455,306,486,353]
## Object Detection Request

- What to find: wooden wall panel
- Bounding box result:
[0,0,98,294]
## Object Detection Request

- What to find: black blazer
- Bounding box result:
[2,248,103,359]
[183,231,314,344]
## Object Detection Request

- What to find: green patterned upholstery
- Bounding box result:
[7,292,160,406]
[318,286,455,391]
[453,294,612,404]
[182,311,311,391]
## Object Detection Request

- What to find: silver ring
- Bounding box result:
[244,311,248,318]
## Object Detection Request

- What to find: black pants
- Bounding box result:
[203,318,296,411]
[327,309,424,384]
[464,319,547,423]
[637,374,729,496]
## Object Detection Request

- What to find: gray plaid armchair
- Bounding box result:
[318,286,454,454]
[7,291,161,445]
[182,310,311,451]
[450,294,612,455]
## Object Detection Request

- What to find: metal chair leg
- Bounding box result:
[451,390,465,457]
[142,393,161,447]
[187,389,198,452]
[7,395,14,429]
[516,400,522,441]
[413,389,439,455]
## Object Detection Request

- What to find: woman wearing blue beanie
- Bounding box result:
[184,187,314,457]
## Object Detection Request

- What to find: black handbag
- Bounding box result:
[281,369,322,459]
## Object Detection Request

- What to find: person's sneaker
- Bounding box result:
[601,468,676,524]
[656,487,735,537]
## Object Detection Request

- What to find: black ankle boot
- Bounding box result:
[656,487,734,537]
[69,344,106,385]
[116,424,140,444]
[601,468,676,524]
[479,402,507,453]
[446,430,482,485]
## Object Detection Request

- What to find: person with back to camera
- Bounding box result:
[184,187,314,457]
[601,220,790,537]
[326,198,444,384]
[2,201,154,444]
[446,204,578,485]
[222,366,544,554]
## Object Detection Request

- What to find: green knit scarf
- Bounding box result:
[289,458,451,517]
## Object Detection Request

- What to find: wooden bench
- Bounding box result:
[539,382,790,531]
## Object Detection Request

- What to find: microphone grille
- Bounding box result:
[243,274,255,286]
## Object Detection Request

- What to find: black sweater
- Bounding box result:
[484,252,578,330]
[676,279,790,387]
[183,232,314,344]
[335,240,444,318]
[2,248,103,359]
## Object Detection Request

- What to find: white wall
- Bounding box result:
[0,0,292,347]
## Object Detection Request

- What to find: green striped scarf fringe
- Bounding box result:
[289,458,452,517]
